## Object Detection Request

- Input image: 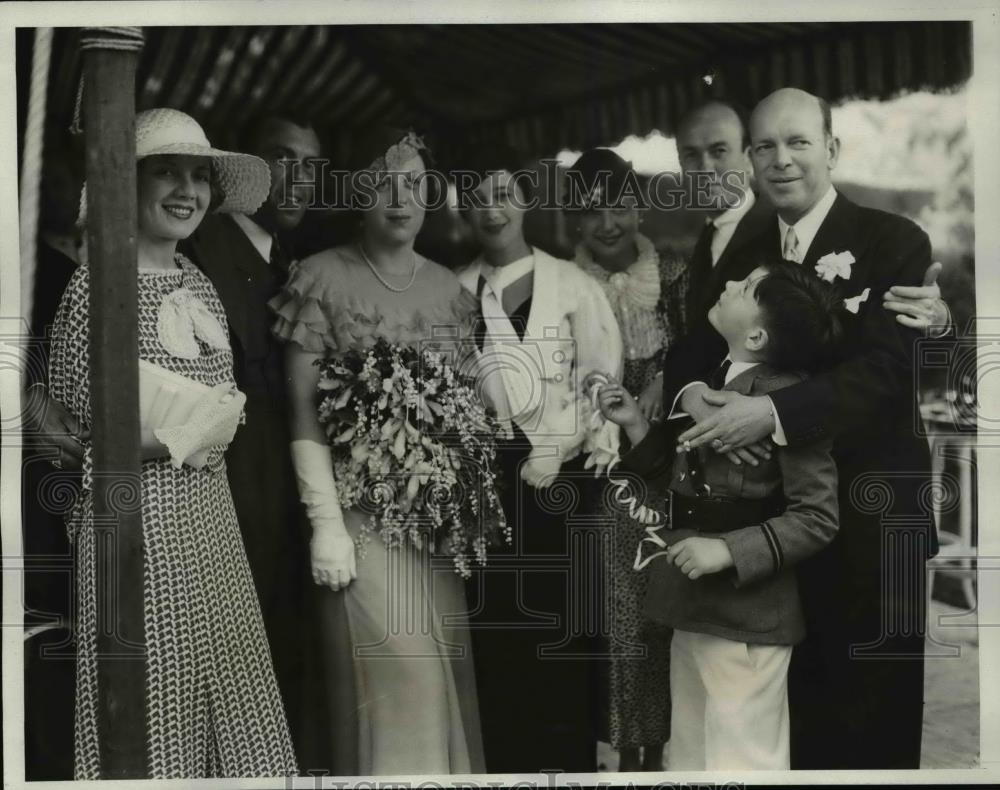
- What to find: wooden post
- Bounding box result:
[80,29,147,779]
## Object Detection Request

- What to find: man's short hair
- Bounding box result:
[753,258,845,372]
[817,96,834,138]
[679,99,752,150]
[238,112,318,156]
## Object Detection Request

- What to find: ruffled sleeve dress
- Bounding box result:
[269,245,485,776]
[271,246,477,355]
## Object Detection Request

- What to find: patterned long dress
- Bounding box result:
[49,254,298,779]
[575,233,689,751]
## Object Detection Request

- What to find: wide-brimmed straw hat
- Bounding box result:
[78,108,271,225]
[134,108,271,214]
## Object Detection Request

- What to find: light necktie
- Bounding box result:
[480,278,508,323]
[782,226,801,263]
[479,279,536,420]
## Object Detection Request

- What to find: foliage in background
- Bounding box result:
[833,86,974,331]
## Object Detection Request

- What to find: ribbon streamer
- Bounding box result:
[585,372,671,567]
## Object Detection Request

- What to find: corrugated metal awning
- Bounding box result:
[30,21,972,159]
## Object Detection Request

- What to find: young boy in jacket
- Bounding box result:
[598,259,845,770]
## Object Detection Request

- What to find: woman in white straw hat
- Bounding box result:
[49,108,298,779]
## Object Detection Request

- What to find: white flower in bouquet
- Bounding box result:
[315,338,509,576]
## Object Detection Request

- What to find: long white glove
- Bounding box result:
[521,449,563,489]
[290,439,357,590]
[153,382,245,469]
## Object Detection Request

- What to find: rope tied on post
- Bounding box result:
[79,27,145,51]
[70,28,144,135]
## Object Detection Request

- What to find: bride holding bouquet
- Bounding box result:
[271,129,501,774]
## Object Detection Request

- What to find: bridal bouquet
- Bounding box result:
[316,337,509,577]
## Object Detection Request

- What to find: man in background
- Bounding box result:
[180,113,328,765]
[676,99,775,316]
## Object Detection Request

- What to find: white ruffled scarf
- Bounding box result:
[154,265,229,359]
[574,233,665,360]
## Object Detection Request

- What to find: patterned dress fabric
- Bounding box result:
[269,246,485,775]
[574,236,689,751]
[49,255,297,779]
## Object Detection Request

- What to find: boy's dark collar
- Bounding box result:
[724,362,786,395]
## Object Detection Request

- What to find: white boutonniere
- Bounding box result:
[843,287,871,315]
[815,250,855,283]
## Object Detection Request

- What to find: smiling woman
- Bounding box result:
[562,147,687,772]
[48,108,298,779]
[136,155,212,248]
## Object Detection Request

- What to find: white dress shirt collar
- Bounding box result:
[230,212,274,263]
[777,184,837,261]
[713,189,756,232]
[725,358,760,386]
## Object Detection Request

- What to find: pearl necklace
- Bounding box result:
[359,243,418,293]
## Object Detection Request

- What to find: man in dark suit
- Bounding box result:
[179,114,323,760]
[671,101,947,425]
[632,100,773,427]
[676,100,775,318]
[666,88,944,769]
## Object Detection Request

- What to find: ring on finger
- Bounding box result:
[711,438,723,449]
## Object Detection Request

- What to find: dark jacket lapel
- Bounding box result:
[183,213,264,351]
[723,363,772,396]
[732,191,858,280]
[801,192,858,271]
[717,196,775,269]
[709,196,776,297]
